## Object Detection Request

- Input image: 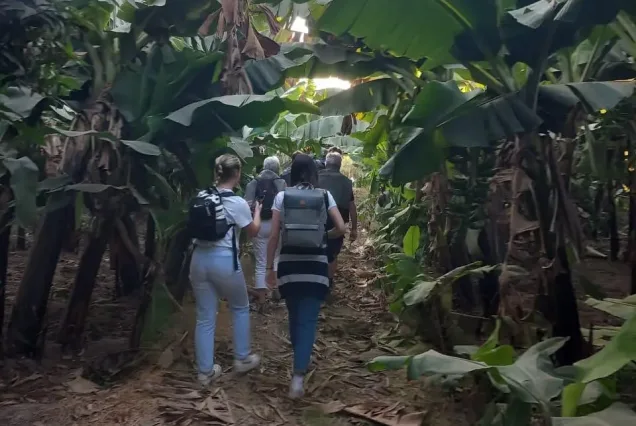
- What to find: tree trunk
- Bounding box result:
[129,215,156,349]
[6,195,75,357]
[0,206,14,358]
[164,228,191,303]
[112,215,141,297]
[630,167,636,293]
[607,181,619,261]
[176,248,193,303]
[552,245,586,365]
[476,229,500,336]
[592,185,604,241]
[16,227,26,251]
[144,214,156,260]
[57,219,112,348]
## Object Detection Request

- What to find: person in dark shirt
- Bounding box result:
[281,150,303,186]
[317,152,358,295]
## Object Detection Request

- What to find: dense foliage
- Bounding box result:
[1,0,636,423]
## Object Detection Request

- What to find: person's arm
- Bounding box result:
[241,201,262,238]
[266,210,281,270]
[327,207,346,239]
[349,198,358,240]
[325,192,346,238]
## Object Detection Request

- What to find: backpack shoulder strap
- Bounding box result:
[218,191,235,198]
[323,190,329,212]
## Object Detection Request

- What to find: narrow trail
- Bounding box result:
[0,237,470,425]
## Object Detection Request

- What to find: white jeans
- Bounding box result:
[253,219,279,289]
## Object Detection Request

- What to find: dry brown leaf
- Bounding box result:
[157,347,174,369]
[221,0,239,25]
[255,29,280,57]
[198,10,220,36]
[163,390,202,400]
[343,404,426,426]
[316,400,346,415]
[203,396,233,424]
[10,373,42,388]
[241,24,264,59]
[66,376,99,394]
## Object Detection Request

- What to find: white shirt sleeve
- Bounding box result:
[272,192,284,212]
[228,197,253,229]
[326,191,337,210]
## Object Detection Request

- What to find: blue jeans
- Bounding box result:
[190,247,251,375]
[285,295,322,375]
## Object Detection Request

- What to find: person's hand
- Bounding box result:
[350,229,358,242]
[253,201,262,216]
[266,269,277,289]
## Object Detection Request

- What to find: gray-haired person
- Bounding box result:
[318,152,358,293]
[244,156,286,302]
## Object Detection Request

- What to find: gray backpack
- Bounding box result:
[281,187,329,250]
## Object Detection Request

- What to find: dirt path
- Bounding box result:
[0,237,471,426]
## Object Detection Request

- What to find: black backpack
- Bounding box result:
[187,187,238,269]
[255,177,281,220]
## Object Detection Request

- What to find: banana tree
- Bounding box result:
[2,0,240,354]
[316,0,636,364]
[0,0,79,357]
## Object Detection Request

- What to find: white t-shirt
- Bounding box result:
[195,188,253,251]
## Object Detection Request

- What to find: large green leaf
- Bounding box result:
[406,350,490,380]
[380,93,541,185]
[403,263,498,306]
[584,295,636,321]
[317,79,400,116]
[318,0,628,68]
[538,81,636,115]
[496,338,567,403]
[118,0,220,37]
[367,355,411,373]
[552,403,636,425]
[403,81,482,128]
[317,0,500,66]
[245,42,379,93]
[0,86,46,121]
[165,94,319,139]
[228,137,254,159]
[291,115,368,140]
[574,313,636,383]
[379,127,446,185]
[322,135,363,152]
[370,337,567,405]
[2,156,39,227]
[402,225,420,257]
[111,46,224,133]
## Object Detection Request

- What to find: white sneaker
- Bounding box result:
[233,354,261,374]
[289,375,305,399]
[197,364,222,386]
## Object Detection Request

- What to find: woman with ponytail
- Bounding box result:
[189,154,262,385]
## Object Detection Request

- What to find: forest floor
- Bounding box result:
[0,230,477,426]
[0,227,633,425]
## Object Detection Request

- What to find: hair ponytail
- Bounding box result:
[214,154,241,184]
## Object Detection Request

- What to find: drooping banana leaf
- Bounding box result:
[316,78,400,116]
[380,81,541,185]
[317,0,631,68]
[117,0,221,37]
[245,42,381,93]
[381,79,636,185]
[165,94,319,141]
